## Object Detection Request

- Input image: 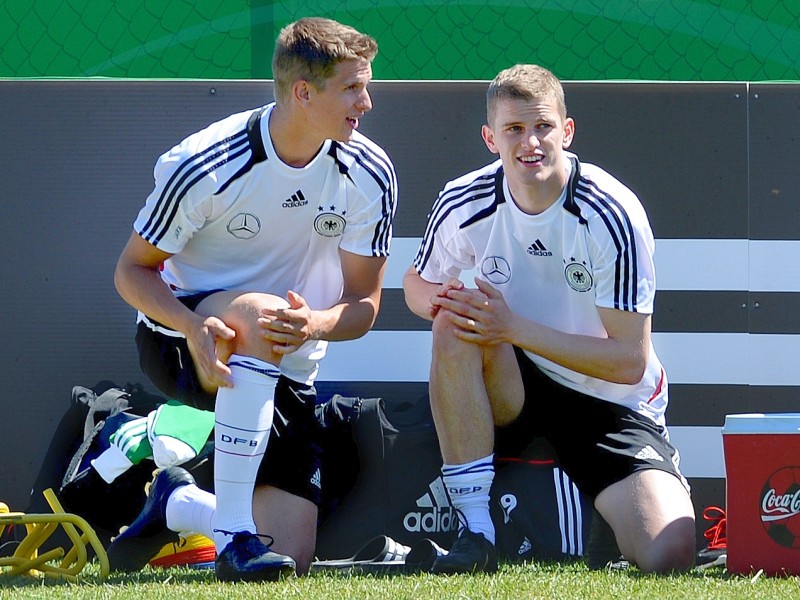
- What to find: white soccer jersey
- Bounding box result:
[414,153,668,425]
[134,103,397,384]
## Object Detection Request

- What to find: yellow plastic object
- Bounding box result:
[0,489,109,581]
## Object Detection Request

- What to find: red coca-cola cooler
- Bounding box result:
[723,413,800,575]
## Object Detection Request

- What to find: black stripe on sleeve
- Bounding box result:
[414,171,500,273]
[575,179,639,311]
[336,140,398,256]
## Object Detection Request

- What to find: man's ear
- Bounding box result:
[292,80,311,104]
[562,117,576,149]
[481,124,499,155]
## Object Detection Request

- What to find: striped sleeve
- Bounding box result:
[414,163,502,281]
[575,175,657,313]
[135,110,262,254]
[336,137,398,257]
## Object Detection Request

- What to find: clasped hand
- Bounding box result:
[258,290,316,355]
[431,277,514,345]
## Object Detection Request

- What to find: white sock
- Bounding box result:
[150,436,196,468]
[165,483,216,542]
[91,445,134,484]
[211,354,279,550]
[442,454,496,544]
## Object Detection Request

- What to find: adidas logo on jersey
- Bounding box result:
[527,239,553,257]
[403,476,459,534]
[634,445,664,462]
[310,467,322,489]
[282,189,307,208]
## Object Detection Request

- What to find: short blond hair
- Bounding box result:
[272,17,378,104]
[486,64,567,124]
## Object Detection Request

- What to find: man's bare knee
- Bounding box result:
[632,518,696,573]
[431,311,468,352]
[198,291,290,364]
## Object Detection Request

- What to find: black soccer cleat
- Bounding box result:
[106,466,196,572]
[215,531,296,582]
[405,537,449,573]
[430,530,498,575]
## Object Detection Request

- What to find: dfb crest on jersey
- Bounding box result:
[314,212,346,237]
[564,261,593,292]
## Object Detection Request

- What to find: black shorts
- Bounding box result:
[257,377,323,506]
[135,293,323,506]
[495,347,687,500]
[134,291,218,410]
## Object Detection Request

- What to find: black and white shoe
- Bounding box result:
[215,531,296,582]
[106,466,195,572]
[405,537,449,573]
[431,530,498,575]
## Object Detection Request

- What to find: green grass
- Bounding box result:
[2,560,800,600]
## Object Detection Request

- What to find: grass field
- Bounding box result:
[2,560,800,599]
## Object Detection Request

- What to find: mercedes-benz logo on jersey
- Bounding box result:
[314,212,346,238]
[480,256,511,284]
[227,213,261,239]
[565,262,593,292]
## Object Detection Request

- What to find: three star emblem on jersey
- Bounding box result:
[226,212,261,239]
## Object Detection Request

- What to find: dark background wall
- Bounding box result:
[2,80,799,550]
